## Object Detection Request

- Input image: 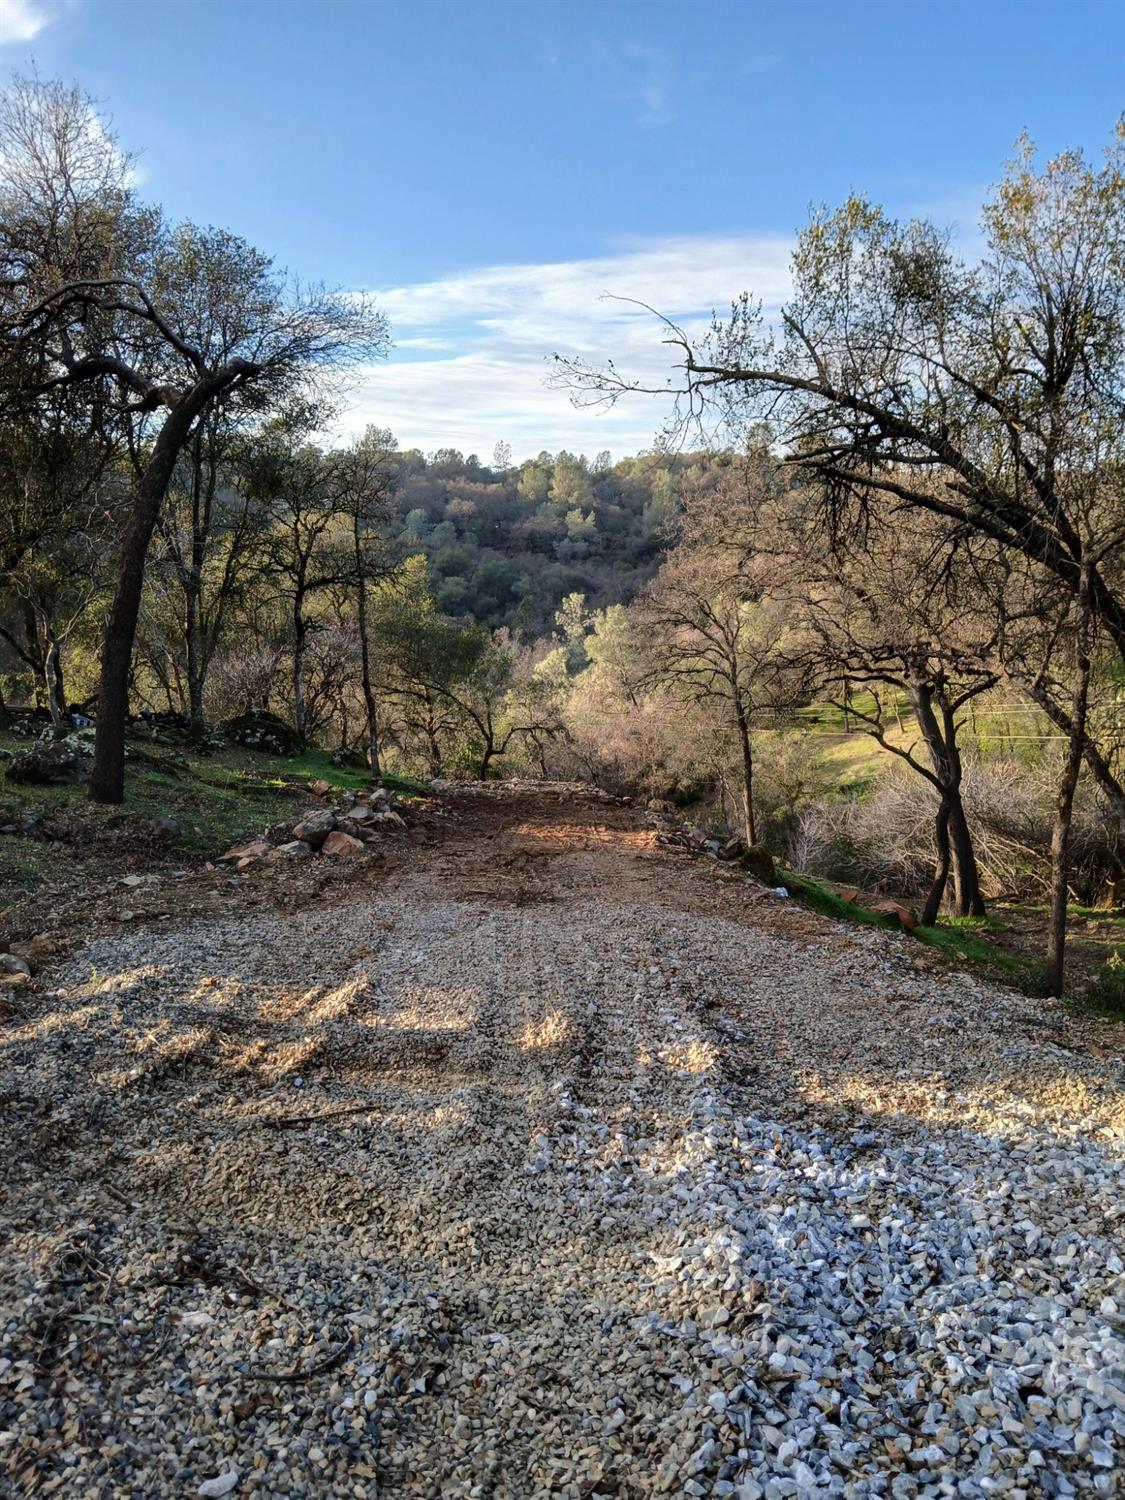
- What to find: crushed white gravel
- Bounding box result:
[0,786,1121,1499]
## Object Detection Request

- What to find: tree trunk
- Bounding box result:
[1046,576,1094,997]
[948,798,986,917]
[291,597,307,743]
[921,795,953,927]
[185,590,206,733]
[734,698,756,846]
[911,681,986,918]
[423,695,442,776]
[477,720,497,780]
[21,599,47,711]
[44,632,66,733]
[1019,673,1125,830]
[90,453,186,800]
[354,547,381,778]
[89,372,238,804]
[185,429,212,736]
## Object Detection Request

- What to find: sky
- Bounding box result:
[2,0,1123,459]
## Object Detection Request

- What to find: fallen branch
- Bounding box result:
[260,1105,380,1130]
[245,1332,353,1383]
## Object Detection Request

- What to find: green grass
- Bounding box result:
[1080,970,1125,1019]
[911,918,1022,975]
[377,770,432,798]
[0,733,381,866]
[261,746,376,791]
[780,871,896,928]
[783,872,1123,1013]
[0,727,437,899]
[1066,904,1125,925]
[782,868,1028,979]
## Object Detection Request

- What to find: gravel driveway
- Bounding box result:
[1,787,1122,1498]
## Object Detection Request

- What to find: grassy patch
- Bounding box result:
[266,747,375,790]
[0,731,343,868]
[911,919,1021,975]
[1075,951,1125,1019]
[780,870,896,929]
[378,771,432,798]
[782,868,1030,982]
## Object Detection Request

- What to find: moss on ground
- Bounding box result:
[779,868,1073,999]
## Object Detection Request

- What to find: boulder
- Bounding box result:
[219,838,272,864]
[292,809,336,846]
[273,839,314,860]
[739,843,778,886]
[330,746,369,769]
[718,838,746,861]
[308,779,333,796]
[151,814,180,838]
[322,830,363,856]
[0,953,31,977]
[871,899,920,930]
[221,709,302,756]
[5,742,87,786]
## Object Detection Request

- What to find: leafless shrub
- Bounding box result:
[789,754,1122,904]
[205,639,288,723]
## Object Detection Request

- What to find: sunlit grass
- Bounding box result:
[0,733,385,868]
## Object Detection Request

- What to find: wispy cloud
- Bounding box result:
[0,0,53,44]
[624,43,674,126]
[338,234,793,460]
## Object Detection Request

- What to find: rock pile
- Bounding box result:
[641,801,783,888]
[219,784,408,871]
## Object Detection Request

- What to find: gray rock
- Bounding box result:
[0,953,31,977]
[274,840,314,859]
[291,809,336,846]
[5,742,87,785]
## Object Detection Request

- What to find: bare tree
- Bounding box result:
[333,427,399,775]
[149,409,270,734]
[995,554,1117,991]
[0,75,387,800]
[776,505,1001,922]
[642,542,798,847]
[558,125,1125,681]
[245,413,353,742]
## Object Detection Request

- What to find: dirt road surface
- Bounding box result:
[1,787,1122,1498]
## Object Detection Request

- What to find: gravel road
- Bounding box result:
[1,786,1122,1499]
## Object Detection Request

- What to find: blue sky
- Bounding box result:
[3,0,1123,456]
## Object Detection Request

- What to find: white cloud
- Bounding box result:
[625,45,674,126]
[338,234,793,460]
[0,0,51,43]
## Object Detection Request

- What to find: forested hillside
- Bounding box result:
[384,445,732,632]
